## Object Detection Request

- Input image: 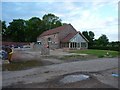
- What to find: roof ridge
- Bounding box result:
[50,24,69,30]
[40,24,70,37]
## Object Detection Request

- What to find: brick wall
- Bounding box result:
[37,24,78,49]
[37,33,60,49]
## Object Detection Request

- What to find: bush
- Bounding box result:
[98,55,104,58]
[89,46,120,51]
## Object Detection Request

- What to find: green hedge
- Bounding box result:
[89,46,120,51]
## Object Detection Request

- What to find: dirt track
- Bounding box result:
[2,57,118,88]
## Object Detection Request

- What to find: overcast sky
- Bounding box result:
[1,0,119,42]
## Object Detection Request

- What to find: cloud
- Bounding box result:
[2,1,118,41]
[57,2,118,41]
[2,0,119,2]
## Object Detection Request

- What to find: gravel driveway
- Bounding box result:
[2,57,118,88]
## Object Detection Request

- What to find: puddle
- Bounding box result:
[112,74,118,77]
[60,74,90,84]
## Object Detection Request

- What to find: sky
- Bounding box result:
[1,0,119,42]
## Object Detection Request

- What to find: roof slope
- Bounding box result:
[40,24,73,37]
[79,32,89,42]
[61,32,89,42]
[61,32,77,42]
[39,24,89,42]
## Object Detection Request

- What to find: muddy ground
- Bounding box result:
[2,49,119,89]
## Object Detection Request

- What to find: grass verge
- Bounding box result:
[2,60,43,71]
[69,49,119,58]
[60,54,98,61]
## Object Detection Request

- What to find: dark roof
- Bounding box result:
[40,24,72,37]
[61,33,77,42]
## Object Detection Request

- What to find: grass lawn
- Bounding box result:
[69,49,119,58]
[60,54,98,61]
[2,60,43,71]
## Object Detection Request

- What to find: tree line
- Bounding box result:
[82,31,120,51]
[1,13,119,51]
[1,13,63,42]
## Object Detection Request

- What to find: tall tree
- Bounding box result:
[82,31,95,47]
[0,20,2,41]
[2,13,64,42]
[7,19,26,42]
[82,31,89,40]
[42,13,62,30]
[97,34,109,46]
[89,31,95,41]
[2,21,8,41]
[26,17,44,42]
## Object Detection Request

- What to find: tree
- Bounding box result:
[25,17,44,42]
[42,13,62,30]
[97,34,109,46]
[7,19,26,42]
[2,21,8,41]
[2,13,64,42]
[82,31,89,40]
[0,20,2,41]
[82,31,95,47]
[89,31,95,41]
[82,31,95,41]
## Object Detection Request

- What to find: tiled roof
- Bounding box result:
[40,24,71,37]
[61,32,77,42]
[39,24,89,43]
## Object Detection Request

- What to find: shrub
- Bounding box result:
[98,55,104,58]
[89,46,119,51]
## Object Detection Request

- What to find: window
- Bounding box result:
[81,42,86,47]
[37,41,41,45]
[48,37,52,42]
[48,37,52,45]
